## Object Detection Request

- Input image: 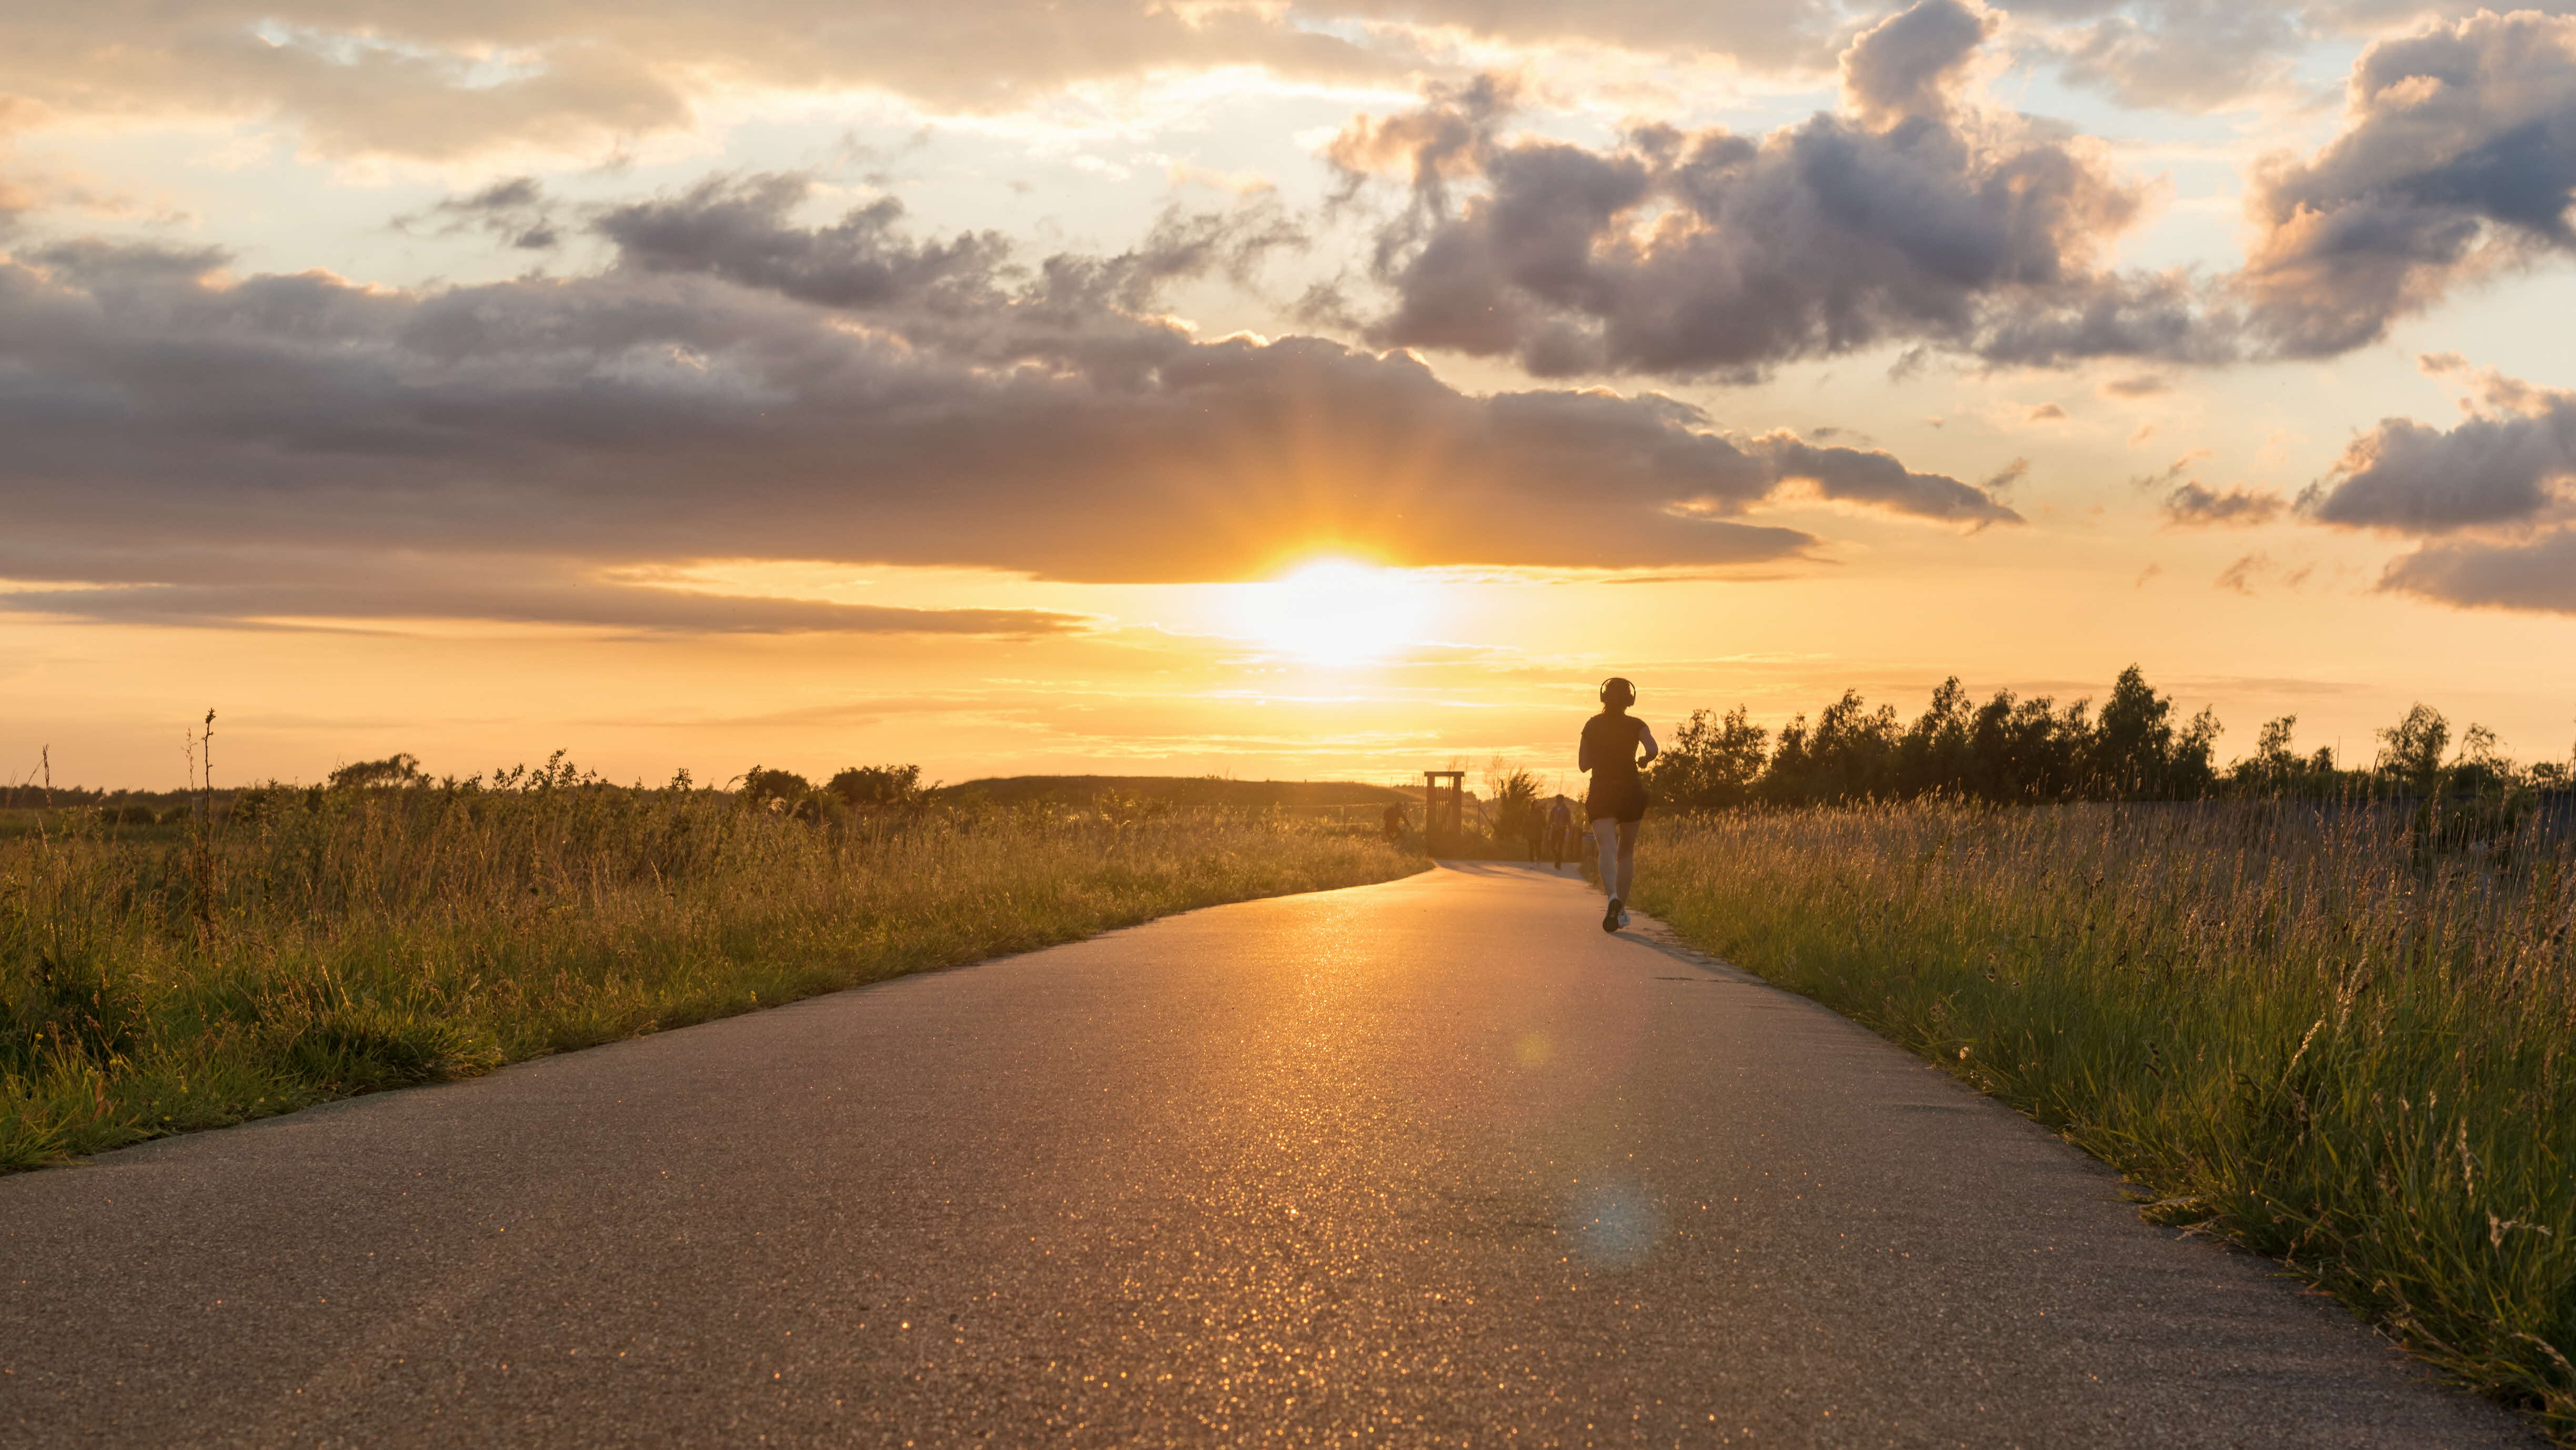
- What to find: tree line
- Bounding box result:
[1645,665,2571,808]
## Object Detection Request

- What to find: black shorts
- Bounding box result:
[1585,777,1647,825]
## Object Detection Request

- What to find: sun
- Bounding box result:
[1231,557,1428,665]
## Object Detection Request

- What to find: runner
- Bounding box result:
[1546,795,1575,870]
[1578,677,1659,932]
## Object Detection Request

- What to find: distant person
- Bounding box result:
[1381,801,1407,845]
[1521,804,1546,862]
[1546,795,1575,869]
[1579,677,1659,932]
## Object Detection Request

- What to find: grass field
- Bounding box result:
[0,772,1422,1171]
[1634,798,2576,1437]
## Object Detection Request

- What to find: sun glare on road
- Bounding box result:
[1232,558,1428,666]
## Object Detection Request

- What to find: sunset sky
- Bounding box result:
[6,0,2576,791]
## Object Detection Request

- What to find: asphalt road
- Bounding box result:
[0,863,2543,1448]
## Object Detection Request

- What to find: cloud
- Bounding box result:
[1334,2,2235,381]
[0,549,1085,634]
[2024,0,2309,113]
[2378,526,2576,612]
[597,175,1011,309]
[1842,0,1996,128]
[2129,447,2210,489]
[2296,357,2576,614]
[0,0,1884,164]
[1326,0,1852,72]
[0,175,2015,632]
[2100,372,2171,397]
[2215,549,2310,593]
[2246,11,2576,355]
[2300,367,2576,534]
[2162,479,2287,526]
[0,4,1402,160]
[1758,434,2024,525]
[2216,551,2271,594]
[391,176,563,251]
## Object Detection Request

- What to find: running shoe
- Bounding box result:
[1603,896,1623,933]
[1617,906,1632,929]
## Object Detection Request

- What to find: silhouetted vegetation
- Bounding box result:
[1650,664,2571,812]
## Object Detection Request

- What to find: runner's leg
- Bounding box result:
[1615,819,1639,902]
[1593,818,1619,896]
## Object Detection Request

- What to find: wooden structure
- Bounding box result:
[1421,770,1467,853]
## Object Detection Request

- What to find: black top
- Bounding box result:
[1582,712,1646,783]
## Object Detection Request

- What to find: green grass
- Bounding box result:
[1635,799,2576,1437]
[1,779,1423,1171]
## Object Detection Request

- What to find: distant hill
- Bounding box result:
[934,775,1412,811]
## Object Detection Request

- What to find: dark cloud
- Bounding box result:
[2162,479,2286,526]
[1,578,1084,636]
[2100,372,2171,397]
[2247,11,2576,355]
[1842,0,1994,127]
[2296,357,2576,615]
[0,176,2013,633]
[2300,376,2576,534]
[1760,435,2024,525]
[0,543,1084,634]
[1335,2,2235,381]
[2378,525,2576,613]
[393,175,562,250]
[597,176,1007,309]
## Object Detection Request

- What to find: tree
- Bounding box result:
[1648,706,1769,808]
[1764,713,1813,803]
[827,764,923,812]
[2376,704,2450,794]
[1897,677,1974,794]
[2170,706,2223,798]
[1966,691,2090,802]
[741,766,813,813]
[2233,715,2305,795]
[2092,665,2175,799]
[327,753,422,791]
[1486,767,1544,838]
[1802,691,1900,801]
[2449,722,2512,796]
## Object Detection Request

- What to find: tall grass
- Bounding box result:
[0,771,1421,1171]
[1636,799,2576,1435]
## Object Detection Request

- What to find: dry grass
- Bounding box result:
[0,773,1421,1170]
[1637,798,2576,1438]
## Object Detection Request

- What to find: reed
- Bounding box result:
[1636,797,2576,1436]
[0,769,1420,1170]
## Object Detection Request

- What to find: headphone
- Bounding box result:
[1598,676,1636,707]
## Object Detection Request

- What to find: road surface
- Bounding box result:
[0,863,2541,1447]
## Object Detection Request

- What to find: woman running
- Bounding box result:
[1578,677,1658,933]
